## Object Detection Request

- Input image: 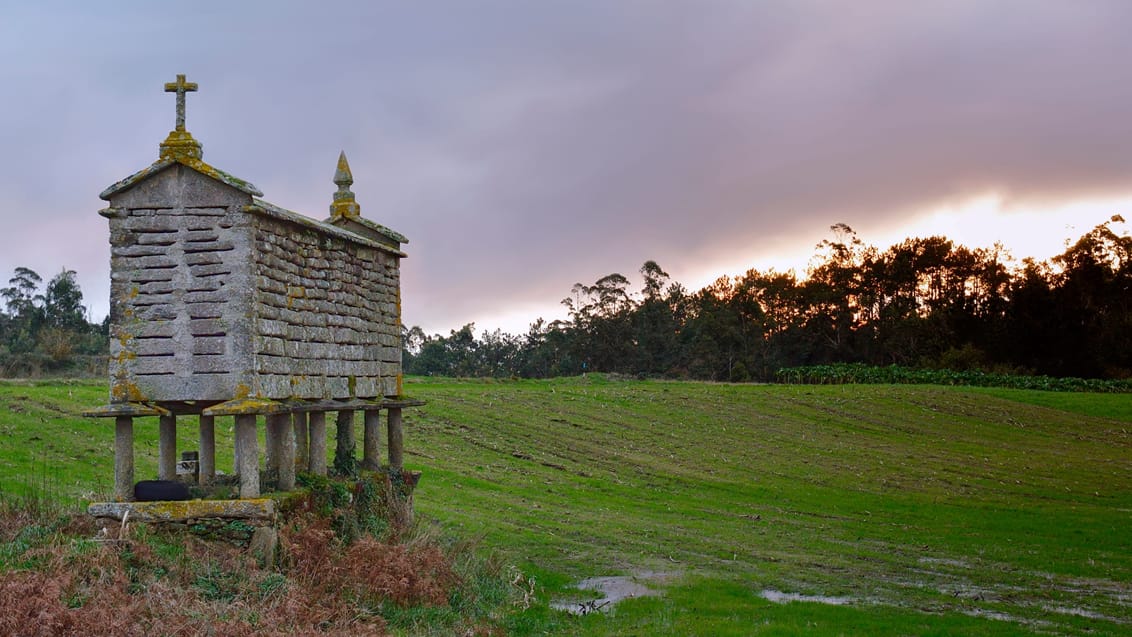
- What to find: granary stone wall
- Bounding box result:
[105,165,257,403]
[249,204,402,400]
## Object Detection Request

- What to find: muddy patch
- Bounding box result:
[552,571,675,615]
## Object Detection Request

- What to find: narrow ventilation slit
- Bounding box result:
[183,245,236,254]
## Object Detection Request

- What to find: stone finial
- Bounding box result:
[329,151,361,218]
[159,73,203,160]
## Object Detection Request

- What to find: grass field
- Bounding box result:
[1,376,1129,635]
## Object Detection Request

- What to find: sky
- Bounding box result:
[2,1,1131,335]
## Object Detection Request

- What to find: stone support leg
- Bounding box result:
[265,414,281,484]
[158,414,177,481]
[387,407,403,472]
[233,416,242,475]
[362,409,382,470]
[293,412,309,474]
[235,414,259,498]
[334,410,355,476]
[308,411,327,475]
[271,413,296,491]
[199,415,215,485]
[114,416,134,501]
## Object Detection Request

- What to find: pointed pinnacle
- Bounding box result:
[330,151,361,218]
[334,151,353,187]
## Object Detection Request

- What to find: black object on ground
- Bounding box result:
[134,480,191,501]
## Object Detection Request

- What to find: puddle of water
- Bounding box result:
[760,589,854,605]
[1043,605,1112,621]
[551,571,673,615]
[962,608,1018,623]
[918,556,972,569]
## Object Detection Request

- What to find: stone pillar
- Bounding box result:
[308,411,327,475]
[271,413,296,491]
[293,412,309,474]
[265,415,282,483]
[199,414,215,484]
[158,414,177,481]
[387,407,403,471]
[114,416,134,501]
[235,414,259,498]
[334,410,355,476]
[362,409,382,470]
[233,416,242,475]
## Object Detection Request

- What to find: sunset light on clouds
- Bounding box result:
[1,1,1130,335]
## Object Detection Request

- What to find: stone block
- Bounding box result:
[138,281,176,295]
[258,337,285,357]
[354,376,378,398]
[191,355,233,374]
[257,319,286,337]
[187,276,225,292]
[88,498,275,522]
[113,244,169,258]
[184,290,227,303]
[189,263,233,278]
[133,338,175,357]
[185,252,225,266]
[130,269,176,283]
[256,355,291,374]
[326,376,349,398]
[259,374,292,398]
[135,304,178,321]
[190,319,227,336]
[132,321,177,339]
[184,230,220,242]
[136,231,179,246]
[191,337,227,356]
[382,377,398,397]
[249,527,278,566]
[186,302,225,319]
[132,356,177,375]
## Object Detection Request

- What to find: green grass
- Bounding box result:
[401,376,1131,635]
[0,375,1129,635]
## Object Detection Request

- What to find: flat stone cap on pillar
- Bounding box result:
[202,398,288,417]
[382,398,426,408]
[82,403,171,418]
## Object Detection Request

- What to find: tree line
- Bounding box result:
[0,267,108,376]
[404,216,1132,381]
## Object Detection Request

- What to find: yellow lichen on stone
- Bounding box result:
[111,379,147,403]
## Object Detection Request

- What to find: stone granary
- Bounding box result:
[84,75,421,501]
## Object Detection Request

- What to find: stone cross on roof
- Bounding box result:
[164,74,198,132]
[159,74,203,160]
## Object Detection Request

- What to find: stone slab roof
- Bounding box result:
[100,155,263,200]
[248,199,407,258]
